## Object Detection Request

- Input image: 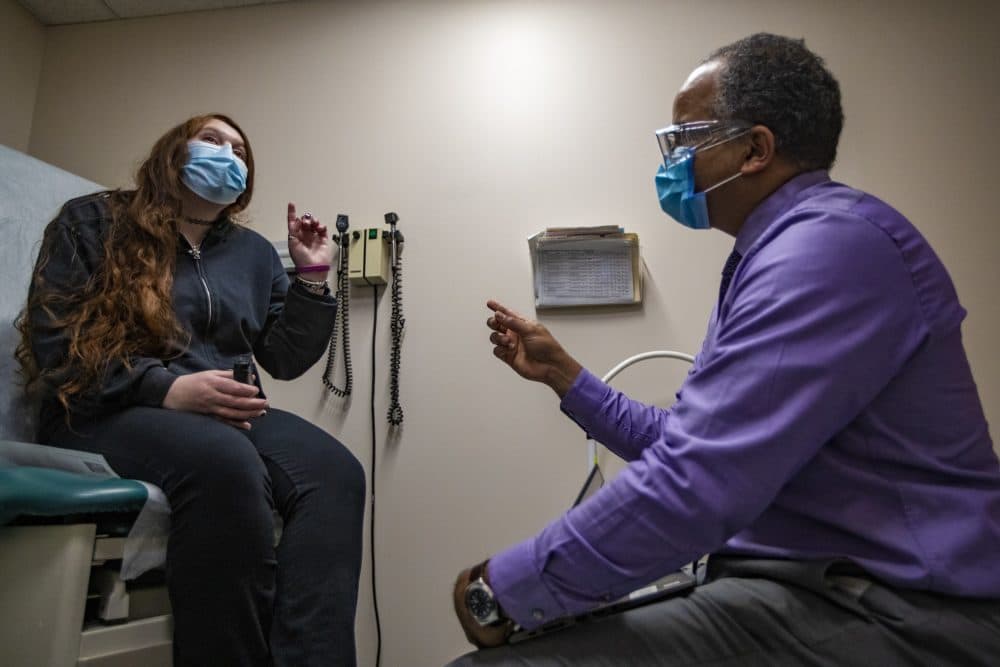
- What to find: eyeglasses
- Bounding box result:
[655,120,752,166]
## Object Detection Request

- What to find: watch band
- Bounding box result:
[470,560,488,584]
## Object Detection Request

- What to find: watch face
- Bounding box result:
[466,586,497,621]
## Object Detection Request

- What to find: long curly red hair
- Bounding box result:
[15,113,255,413]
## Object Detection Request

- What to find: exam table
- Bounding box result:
[0,144,173,667]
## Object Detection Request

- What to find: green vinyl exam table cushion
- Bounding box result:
[0,465,148,525]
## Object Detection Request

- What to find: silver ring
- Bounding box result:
[302,212,313,220]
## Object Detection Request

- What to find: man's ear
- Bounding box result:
[741,125,776,175]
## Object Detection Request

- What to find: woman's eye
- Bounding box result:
[201,135,219,144]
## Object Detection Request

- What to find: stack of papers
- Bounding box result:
[540,225,625,239]
[528,226,642,308]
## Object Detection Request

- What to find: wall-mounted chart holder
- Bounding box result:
[528,226,642,308]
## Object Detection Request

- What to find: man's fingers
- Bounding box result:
[487,299,525,321]
[287,202,297,223]
[487,300,534,335]
[490,332,514,348]
[493,310,532,336]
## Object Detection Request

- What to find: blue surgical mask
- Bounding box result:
[181,140,248,205]
[655,148,742,230]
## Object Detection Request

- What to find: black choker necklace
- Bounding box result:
[185,217,217,226]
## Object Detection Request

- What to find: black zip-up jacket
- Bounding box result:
[30,192,337,434]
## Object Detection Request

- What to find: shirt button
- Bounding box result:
[532,609,545,621]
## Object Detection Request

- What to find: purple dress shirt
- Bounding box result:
[490,171,1000,630]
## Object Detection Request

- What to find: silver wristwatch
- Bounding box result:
[464,562,504,626]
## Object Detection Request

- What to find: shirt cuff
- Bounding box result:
[134,365,177,408]
[488,537,566,631]
[558,367,608,435]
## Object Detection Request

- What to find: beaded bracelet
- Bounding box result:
[294,275,327,295]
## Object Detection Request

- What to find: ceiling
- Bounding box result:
[18,0,298,26]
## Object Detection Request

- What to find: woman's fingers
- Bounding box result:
[214,392,267,411]
[206,373,266,414]
[212,403,265,421]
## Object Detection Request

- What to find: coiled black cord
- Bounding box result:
[323,233,352,397]
[387,232,405,426]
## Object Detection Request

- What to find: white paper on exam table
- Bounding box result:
[0,440,171,579]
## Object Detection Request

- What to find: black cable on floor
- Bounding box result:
[370,284,382,667]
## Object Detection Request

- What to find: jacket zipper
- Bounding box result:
[188,245,213,334]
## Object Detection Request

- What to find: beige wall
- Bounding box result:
[22,0,1000,665]
[0,0,45,151]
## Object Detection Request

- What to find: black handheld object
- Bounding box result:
[233,355,252,384]
[336,214,350,246]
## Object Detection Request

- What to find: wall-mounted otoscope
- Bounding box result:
[384,212,403,270]
[384,212,405,427]
[323,214,353,397]
[336,214,350,244]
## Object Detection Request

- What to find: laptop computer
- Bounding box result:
[507,465,697,644]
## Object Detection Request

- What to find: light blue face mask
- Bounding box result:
[655,148,743,230]
[180,140,248,205]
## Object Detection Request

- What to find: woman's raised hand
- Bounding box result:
[287,202,334,271]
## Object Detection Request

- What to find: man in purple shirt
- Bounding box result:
[448,33,1000,666]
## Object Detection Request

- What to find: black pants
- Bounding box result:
[447,557,1000,666]
[45,407,365,667]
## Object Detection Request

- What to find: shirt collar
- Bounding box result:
[734,170,830,256]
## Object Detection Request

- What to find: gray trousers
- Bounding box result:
[446,558,1000,666]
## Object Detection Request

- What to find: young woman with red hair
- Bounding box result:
[17,114,364,666]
